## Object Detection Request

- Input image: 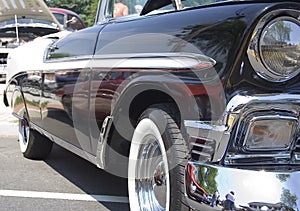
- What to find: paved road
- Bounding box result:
[0,84,18,137]
[0,84,129,211]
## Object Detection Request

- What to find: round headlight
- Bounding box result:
[248,15,300,82]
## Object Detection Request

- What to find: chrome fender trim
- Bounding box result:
[91,52,216,70]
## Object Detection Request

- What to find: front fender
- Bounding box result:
[110,74,201,138]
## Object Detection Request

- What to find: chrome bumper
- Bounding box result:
[184,94,300,210]
[186,162,300,210]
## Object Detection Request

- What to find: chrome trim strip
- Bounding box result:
[12,112,21,120]
[225,94,300,114]
[91,52,216,70]
[191,150,211,158]
[44,55,93,63]
[31,123,98,166]
[96,116,113,169]
[224,94,300,130]
[190,142,213,150]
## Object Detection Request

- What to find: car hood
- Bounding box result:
[5,30,71,83]
[0,0,60,29]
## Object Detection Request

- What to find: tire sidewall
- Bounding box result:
[128,105,187,211]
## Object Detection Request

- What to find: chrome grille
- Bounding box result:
[293,137,300,163]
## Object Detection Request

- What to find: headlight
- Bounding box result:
[244,116,297,151]
[248,14,300,82]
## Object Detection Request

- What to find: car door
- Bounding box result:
[40,26,104,153]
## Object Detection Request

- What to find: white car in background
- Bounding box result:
[5,30,70,85]
[0,0,61,83]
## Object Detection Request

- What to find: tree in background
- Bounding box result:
[45,0,99,26]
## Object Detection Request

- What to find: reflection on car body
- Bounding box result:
[3,0,300,210]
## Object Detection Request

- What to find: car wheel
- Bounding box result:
[19,114,53,159]
[128,104,189,211]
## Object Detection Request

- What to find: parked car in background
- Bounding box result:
[3,0,300,210]
[50,8,87,31]
[0,0,61,83]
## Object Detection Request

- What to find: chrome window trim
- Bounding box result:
[44,55,93,63]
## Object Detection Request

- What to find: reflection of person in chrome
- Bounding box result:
[114,0,129,17]
[211,191,219,207]
[223,191,235,211]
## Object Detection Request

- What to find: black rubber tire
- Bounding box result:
[128,103,189,211]
[19,117,53,160]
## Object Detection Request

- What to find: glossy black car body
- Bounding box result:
[4,0,300,210]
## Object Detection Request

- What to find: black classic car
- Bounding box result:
[3,0,300,210]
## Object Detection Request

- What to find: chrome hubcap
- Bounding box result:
[135,135,170,211]
[19,119,29,146]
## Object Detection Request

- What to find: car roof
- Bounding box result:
[49,8,80,17]
[0,0,59,25]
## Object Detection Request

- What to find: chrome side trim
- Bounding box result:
[44,55,93,63]
[96,116,113,169]
[12,112,22,120]
[31,123,98,166]
[91,52,216,70]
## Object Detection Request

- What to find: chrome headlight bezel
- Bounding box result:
[242,115,298,152]
[248,10,300,82]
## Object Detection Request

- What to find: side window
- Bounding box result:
[52,12,65,26]
[46,27,99,60]
[113,0,147,17]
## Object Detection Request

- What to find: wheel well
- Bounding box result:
[106,90,180,168]
[129,89,179,126]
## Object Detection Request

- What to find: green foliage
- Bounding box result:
[197,166,218,194]
[276,174,290,182]
[281,188,297,210]
[44,0,99,26]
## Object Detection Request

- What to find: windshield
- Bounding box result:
[52,13,65,26]
[104,0,245,20]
